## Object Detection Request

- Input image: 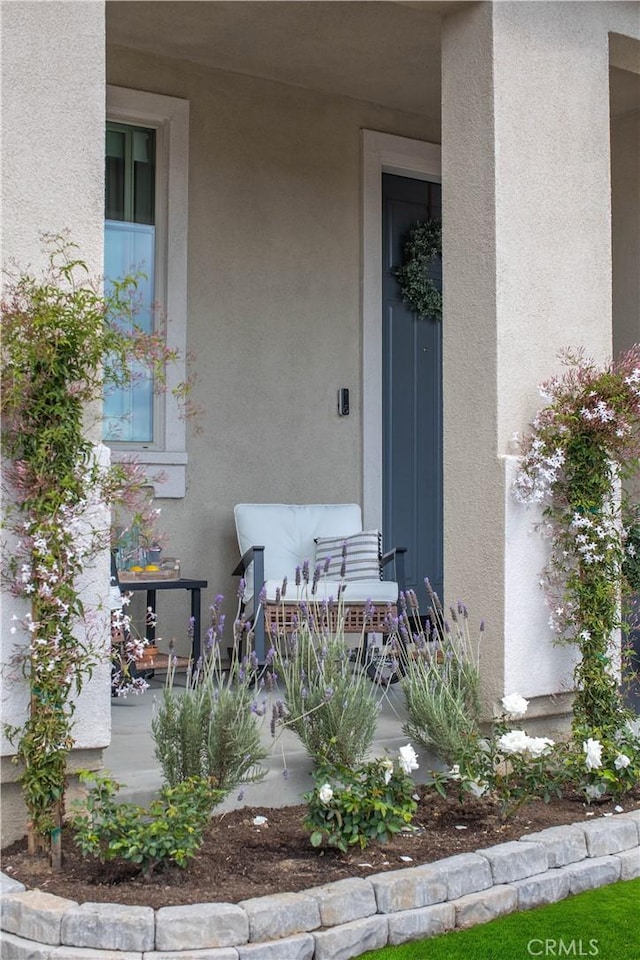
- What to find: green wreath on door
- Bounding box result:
[393,219,442,321]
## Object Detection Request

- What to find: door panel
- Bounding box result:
[382,173,443,601]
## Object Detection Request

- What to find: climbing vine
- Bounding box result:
[1,236,188,864]
[392,219,442,321]
[514,347,640,738]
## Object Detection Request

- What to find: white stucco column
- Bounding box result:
[441,1,640,726]
[0,0,108,842]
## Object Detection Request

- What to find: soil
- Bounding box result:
[2,788,639,910]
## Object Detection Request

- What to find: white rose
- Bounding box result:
[614,753,631,770]
[500,693,530,719]
[466,780,489,798]
[318,783,333,804]
[625,717,640,741]
[398,744,419,774]
[525,736,555,758]
[583,738,603,771]
[381,758,394,785]
[497,730,530,755]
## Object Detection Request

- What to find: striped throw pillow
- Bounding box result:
[314,531,382,581]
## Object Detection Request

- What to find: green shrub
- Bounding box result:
[272,600,380,768]
[399,584,482,765]
[152,599,268,794]
[70,771,222,879]
[304,746,419,852]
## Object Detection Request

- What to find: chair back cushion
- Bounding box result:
[234,503,363,598]
[314,530,382,581]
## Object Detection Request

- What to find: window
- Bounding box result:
[104,122,156,444]
[104,86,189,497]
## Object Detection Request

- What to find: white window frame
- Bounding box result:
[106,85,189,497]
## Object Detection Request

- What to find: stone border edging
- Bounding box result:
[1,811,638,960]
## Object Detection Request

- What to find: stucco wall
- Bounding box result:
[442,1,640,712]
[0,0,111,756]
[0,0,110,843]
[106,46,438,654]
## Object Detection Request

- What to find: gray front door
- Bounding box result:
[382,173,443,602]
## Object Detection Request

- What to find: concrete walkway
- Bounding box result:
[104,671,441,811]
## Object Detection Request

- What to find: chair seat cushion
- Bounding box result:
[242,577,398,617]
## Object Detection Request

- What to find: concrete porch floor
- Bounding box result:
[103,671,441,811]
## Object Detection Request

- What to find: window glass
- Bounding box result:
[104,123,156,444]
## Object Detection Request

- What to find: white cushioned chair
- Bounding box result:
[232,503,406,661]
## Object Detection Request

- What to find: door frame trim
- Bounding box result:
[361,130,441,530]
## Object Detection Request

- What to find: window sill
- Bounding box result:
[110,449,187,498]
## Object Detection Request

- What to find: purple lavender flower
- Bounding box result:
[237,578,246,600]
[281,576,287,598]
[302,560,309,583]
[258,584,267,606]
[282,769,290,780]
[295,565,301,587]
[323,556,332,574]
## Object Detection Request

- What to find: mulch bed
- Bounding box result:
[3,787,638,910]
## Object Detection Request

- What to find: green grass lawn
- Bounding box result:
[365,878,640,960]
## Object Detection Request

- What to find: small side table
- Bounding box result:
[120,577,209,664]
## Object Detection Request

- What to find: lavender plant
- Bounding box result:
[514,347,640,738]
[269,580,381,768]
[152,596,268,794]
[398,581,482,765]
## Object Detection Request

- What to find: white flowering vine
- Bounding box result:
[514,347,640,737]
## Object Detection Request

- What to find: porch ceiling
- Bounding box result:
[106,0,453,118]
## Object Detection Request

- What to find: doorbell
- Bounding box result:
[338,388,350,416]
